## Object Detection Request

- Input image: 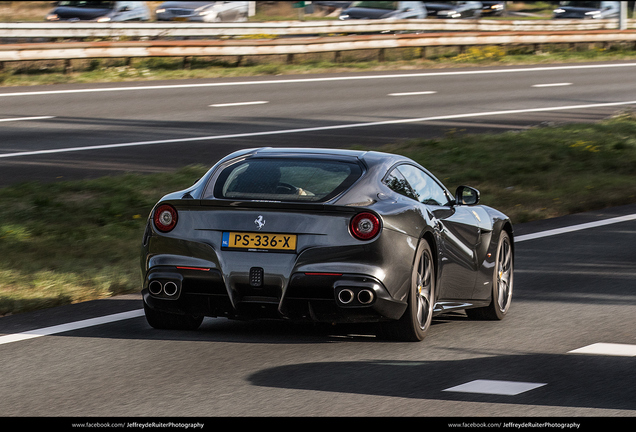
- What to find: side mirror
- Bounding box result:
[455,185,480,206]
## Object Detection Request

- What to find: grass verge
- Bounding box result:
[2,113,636,316]
[0,165,208,316]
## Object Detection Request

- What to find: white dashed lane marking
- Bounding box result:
[444,342,636,396]
[443,380,547,396]
[209,101,269,107]
[388,91,437,96]
[532,83,572,88]
[568,343,636,357]
[0,116,55,123]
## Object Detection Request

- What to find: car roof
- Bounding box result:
[216,147,415,178]
[252,147,368,159]
[250,147,411,164]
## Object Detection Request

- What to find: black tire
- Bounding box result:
[143,301,203,330]
[466,230,513,320]
[381,239,435,342]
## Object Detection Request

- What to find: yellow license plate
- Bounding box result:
[222,232,297,252]
[172,17,189,21]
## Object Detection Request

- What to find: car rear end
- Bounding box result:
[141,150,413,325]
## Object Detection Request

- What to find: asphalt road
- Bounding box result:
[0,204,635,419]
[1,62,635,421]
[1,61,636,186]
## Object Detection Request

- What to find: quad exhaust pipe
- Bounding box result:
[337,288,375,306]
[357,289,374,305]
[149,280,163,295]
[338,288,355,305]
[148,280,180,297]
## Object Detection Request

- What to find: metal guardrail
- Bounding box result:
[2,31,635,65]
[0,19,635,40]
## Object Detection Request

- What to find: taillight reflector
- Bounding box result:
[350,212,381,240]
[154,204,178,232]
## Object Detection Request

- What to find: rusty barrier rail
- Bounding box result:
[0,19,635,40]
[2,30,636,69]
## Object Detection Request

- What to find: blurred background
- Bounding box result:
[0,1,633,23]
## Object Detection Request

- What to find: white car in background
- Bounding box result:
[46,1,150,22]
[155,1,249,22]
[339,1,427,19]
[553,1,620,19]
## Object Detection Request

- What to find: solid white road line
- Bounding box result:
[2,99,636,159]
[0,309,144,346]
[515,213,636,242]
[0,63,635,98]
[210,101,269,107]
[568,343,636,357]
[388,91,437,96]
[532,83,572,88]
[443,380,547,396]
[0,116,55,123]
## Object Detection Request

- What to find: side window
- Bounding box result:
[401,2,421,10]
[397,164,451,206]
[383,167,418,200]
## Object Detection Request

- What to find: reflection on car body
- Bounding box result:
[553,1,620,19]
[339,1,427,20]
[480,1,505,16]
[155,1,249,22]
[46,1,150,22]
[425,1,483,18]
[141,148,514,342]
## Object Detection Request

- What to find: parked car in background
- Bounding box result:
[155,1,249,22]
[314,1,355,9]
[553,1,620,19]
[480,1,505,16]
[46,1,150,22]
[339,1,427,20]
[425,1,483,19]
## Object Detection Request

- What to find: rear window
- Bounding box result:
[208,158,363,202]
[352,2,399,10]
[58,1,116,8]
[559,1,602,7]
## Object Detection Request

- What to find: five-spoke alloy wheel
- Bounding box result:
[467,231,513,320]
[382,239,435,341]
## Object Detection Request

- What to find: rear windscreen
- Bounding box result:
[58,1,116,8]
[208,158,363,202]
[351,2,399,10]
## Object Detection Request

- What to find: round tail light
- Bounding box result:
[350,212,381,240]
[154,204,178,232]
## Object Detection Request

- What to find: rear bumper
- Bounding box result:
[142,266,407,323]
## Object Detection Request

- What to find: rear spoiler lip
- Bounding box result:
[154,198,374,215]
